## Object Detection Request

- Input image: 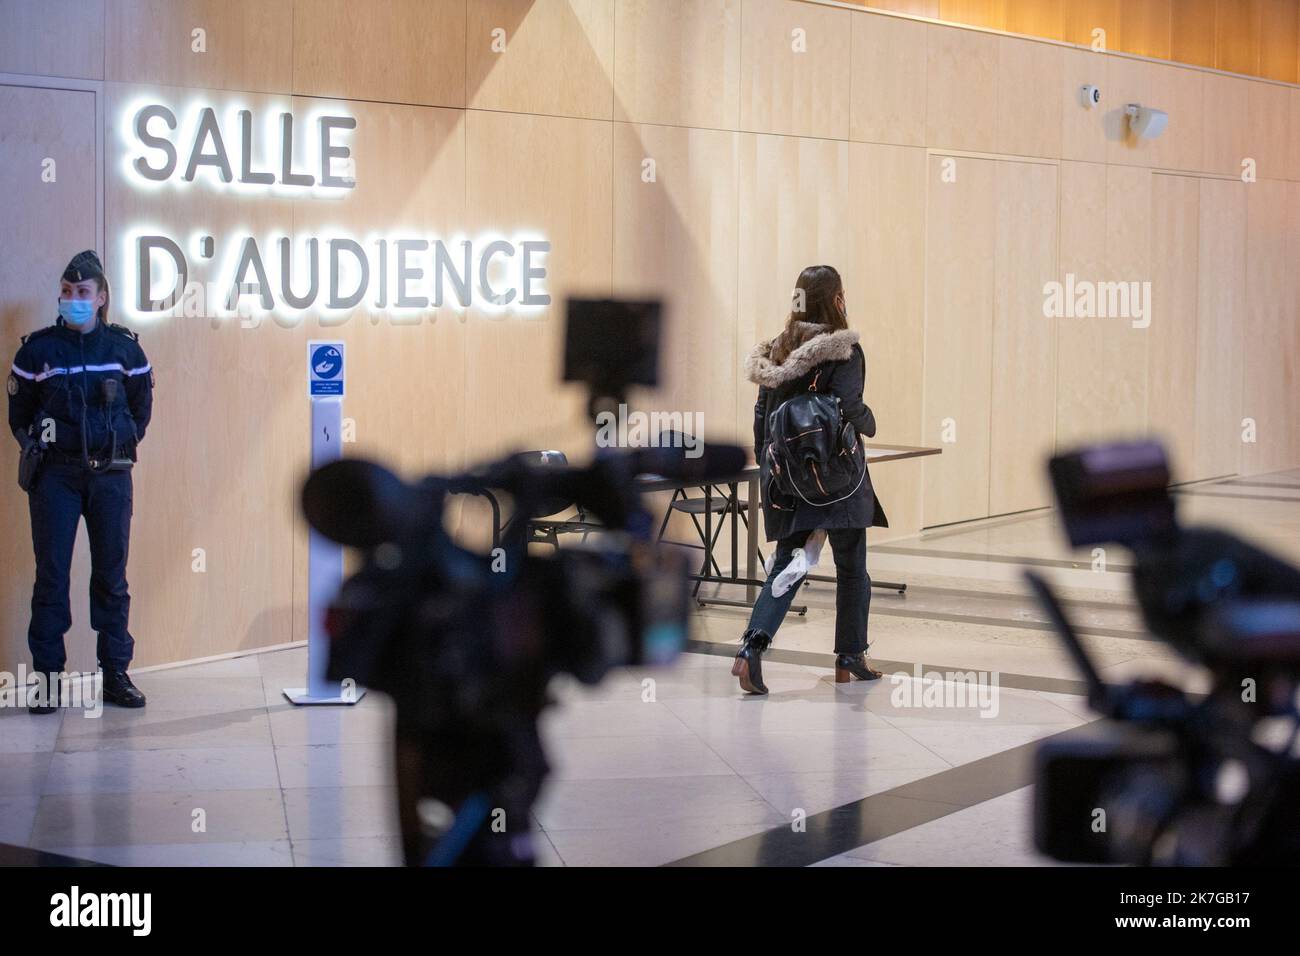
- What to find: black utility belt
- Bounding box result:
[47,449,134,471]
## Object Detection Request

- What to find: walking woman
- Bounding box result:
[732,265,887,695]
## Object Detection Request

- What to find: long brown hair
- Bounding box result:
[769,265,847,363]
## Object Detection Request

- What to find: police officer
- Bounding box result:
[8,251,153,713]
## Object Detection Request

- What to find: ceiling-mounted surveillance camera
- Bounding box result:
[1080,84,1101,108]
[1125,103,1168,139]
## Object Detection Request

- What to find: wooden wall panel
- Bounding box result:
[105,0,293,93]
[865,0,939,17]
[611,123,740,442]
[1101,164,1152,434]
[1147,173,1201,479]
[988,160,1058,514]
[738,0,852,139]
[912,0,1300,83]
[937,0,1006,32]
[1290,88,1300,179]
[1120,0,1174,60]
[1061,47,1109,163]
[1203,73,1253,176]
[0,85,98,675]
[996,35,1063,159]
[926,25,999,152]
[613,0,741,130]
[848,143,927,538]
[1259,0,1299,81]
[1054,161,1108,450]
[850,9,928,146]
[921,154,996,526]
[1247,80,1293,179]
[1240,179,1300,472]
[0,0,104,80]
[1194,177,1246,479]
[1056,162,1151,448]
[1216,0,1262,76]
[1171,0,1219,69]
[1148,62,1205,172]
[292,0,466,107]
[463,110,613,463]
[467,0,615,120]
[1004,0,1064,42]
[735,133,853,438]
[1062,0,1123,52]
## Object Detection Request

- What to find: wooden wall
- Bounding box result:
[859,0,1300,84]
[1,0,1299,671]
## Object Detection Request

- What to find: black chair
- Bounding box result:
[503,450,600,549]
[652,431,764,594]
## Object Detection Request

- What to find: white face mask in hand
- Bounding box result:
[767,528,827,597]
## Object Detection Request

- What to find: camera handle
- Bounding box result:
[1026,570,1191,724]
[1024,571,1110,711]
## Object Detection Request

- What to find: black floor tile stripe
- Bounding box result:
[663,728,1090,867]
[0,842,102,866]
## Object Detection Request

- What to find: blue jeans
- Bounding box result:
[745,527,871,655]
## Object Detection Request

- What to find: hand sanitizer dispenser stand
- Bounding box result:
[284,341,366,706]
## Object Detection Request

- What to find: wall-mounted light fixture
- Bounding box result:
[1125,103,1169,139]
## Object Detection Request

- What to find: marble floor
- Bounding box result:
[3,467,1298,866]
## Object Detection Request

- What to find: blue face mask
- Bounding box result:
[58,298,97,328]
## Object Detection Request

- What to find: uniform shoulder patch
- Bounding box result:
[107,323,140,342]
[6,373,17,397]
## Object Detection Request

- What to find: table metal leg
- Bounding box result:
[703,484,713,582]
[746,476,759,604]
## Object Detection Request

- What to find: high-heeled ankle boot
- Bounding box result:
[835,652,883,683]
[731,628,773,695]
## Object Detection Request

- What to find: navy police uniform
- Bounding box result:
[7,252,153,687]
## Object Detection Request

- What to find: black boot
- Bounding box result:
[731,628,773,695]
[102,669,147,708]
[26,671,61,715]
[834,652,883,683]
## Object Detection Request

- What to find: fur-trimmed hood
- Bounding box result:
[744,321,859,388]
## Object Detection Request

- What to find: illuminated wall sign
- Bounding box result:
[128,101,356,194]
[119,99,551,322]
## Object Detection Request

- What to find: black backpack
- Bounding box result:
[763,374,865,507]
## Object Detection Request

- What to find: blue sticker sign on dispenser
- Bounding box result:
[308,341,345,397]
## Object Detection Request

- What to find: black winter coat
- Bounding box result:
[745,321,888,543]
[8,317,153,461]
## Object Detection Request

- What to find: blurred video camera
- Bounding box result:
[300,298,745,866]
[1029,441,1300,865]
